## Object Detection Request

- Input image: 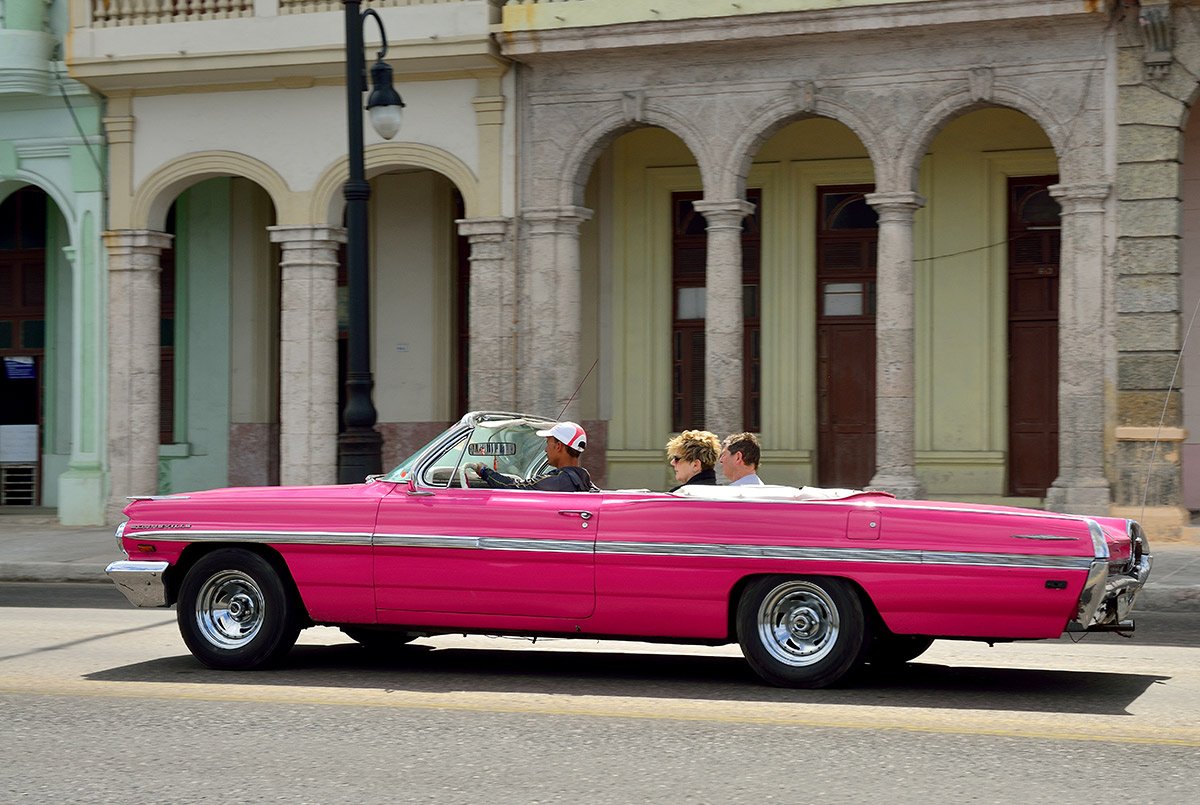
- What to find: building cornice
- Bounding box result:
[498,0,1104,60]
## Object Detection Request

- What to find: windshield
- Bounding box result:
[380,415,555,486]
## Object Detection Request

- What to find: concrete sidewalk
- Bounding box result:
[0,517,1197,612]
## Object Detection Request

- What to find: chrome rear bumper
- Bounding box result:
[1071,522,1152,631]
[106,560,171,608]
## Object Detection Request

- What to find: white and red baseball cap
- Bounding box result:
[536,421,587,452]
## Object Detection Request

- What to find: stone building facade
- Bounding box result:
[498,0,1129,514]
[0,0,1188,539]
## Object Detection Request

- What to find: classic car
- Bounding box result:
[106,411,1152,688]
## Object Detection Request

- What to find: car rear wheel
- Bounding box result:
[177,549,299,670]
[737,575,870,688]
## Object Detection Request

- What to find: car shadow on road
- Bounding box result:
[85,641,1165,717]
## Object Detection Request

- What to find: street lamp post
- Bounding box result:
[339,1,405,483]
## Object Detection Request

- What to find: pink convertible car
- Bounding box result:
[107,411,1152,688]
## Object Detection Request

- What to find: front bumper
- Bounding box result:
[1069,521,1152,632]
[106,560,171,608]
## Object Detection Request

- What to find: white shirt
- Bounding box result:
[729,473,763,486]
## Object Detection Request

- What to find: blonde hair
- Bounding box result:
[665,430,721,470]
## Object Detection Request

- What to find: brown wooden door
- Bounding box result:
[1007,176,1060,496]
[816,186,878,488]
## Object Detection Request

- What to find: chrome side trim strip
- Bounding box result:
[125,528,373,546]
[1012,534,1080,542]
[600,541,1092,569]
[373,534,594,554]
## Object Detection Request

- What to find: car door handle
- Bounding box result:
[558,510,593,520]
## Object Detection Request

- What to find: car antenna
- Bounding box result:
[1141,292,1200,521]
[558,357,599,420]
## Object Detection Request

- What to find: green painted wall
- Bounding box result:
[162,179,233,493]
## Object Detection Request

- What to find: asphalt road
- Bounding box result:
[1,586,1198,803]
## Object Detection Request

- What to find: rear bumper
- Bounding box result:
[1070,522,1152,632]
[106,560,171,608]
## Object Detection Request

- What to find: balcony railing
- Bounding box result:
[90,0,475,28]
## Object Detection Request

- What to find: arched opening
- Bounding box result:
[157,177,280,491]
[343,168,467,469]
[748,117,874,489]
[0,185,71,508]
[919,107,1057,502]
[581,126,709,490]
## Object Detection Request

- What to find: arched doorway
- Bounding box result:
[343,168,468,469]
[156,177,280,492]
[0,185,74,508]
[0,187,47,505]
[919,107,1058,501]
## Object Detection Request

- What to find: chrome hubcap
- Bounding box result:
[757,581,839,666]
[194,570,265,649]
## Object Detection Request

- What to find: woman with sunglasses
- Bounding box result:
[665,430,721,492]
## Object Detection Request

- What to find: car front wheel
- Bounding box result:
[737,575,870,688]
[177,549,300,670]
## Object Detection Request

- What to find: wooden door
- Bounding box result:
[1007,177,1060,496]
[816,186,878,488]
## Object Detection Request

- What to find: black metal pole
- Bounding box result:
[339,0,383,482]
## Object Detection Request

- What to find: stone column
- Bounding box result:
[105,230,172,520]
[522,206,592,416]
[268,226,345,487]
[457,218,514,410]
[1044,183,1112,514]
[865,191,925,499]
[693,199,755,438]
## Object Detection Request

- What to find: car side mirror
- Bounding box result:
[406,477,434,497]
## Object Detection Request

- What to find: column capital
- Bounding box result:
[267,225,347,246]
[693,198,755,230]
[472,95,505,126]
[1049,182,1111,215]
[102,114,135,146]
[524,206,593,236]
[102,229,173,260]
[456,217,510,240]
[865,191,926,219]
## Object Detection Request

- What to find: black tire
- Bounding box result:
[736,575,871,688]
[867,633,934,667]
[177,548,300,670]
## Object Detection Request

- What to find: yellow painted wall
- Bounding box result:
[501,0,946,31]
[597,108,1056,498]
[917,109,1054,497]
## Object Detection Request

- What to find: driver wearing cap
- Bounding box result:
[466,421,597,492]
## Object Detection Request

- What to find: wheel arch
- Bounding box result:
[169,542,312,626]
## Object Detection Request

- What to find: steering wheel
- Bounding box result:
[459,465,471,489]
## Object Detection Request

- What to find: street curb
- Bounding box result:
[0,563,110,584]
[1136,585,1200,613]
